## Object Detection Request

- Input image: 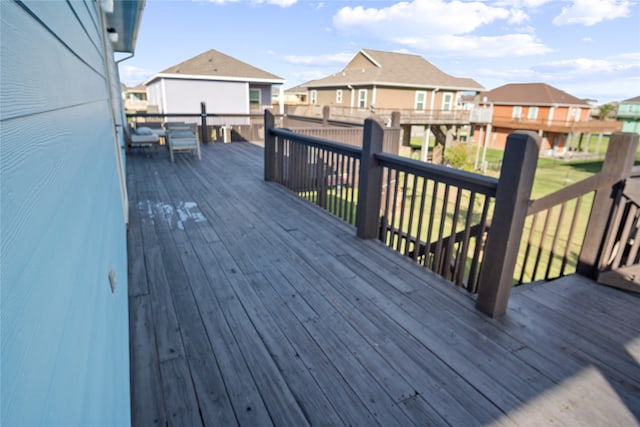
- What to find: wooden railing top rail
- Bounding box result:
[269,128,362,158]
[127,112,269,119]
[527,174,600,216]
[375,152,499,196]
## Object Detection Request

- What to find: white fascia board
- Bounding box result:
[150,73,285,85]
[308,81,483,92]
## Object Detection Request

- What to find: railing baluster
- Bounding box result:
[545,202,567,280]
[405,174,419,256]
[455,191,476,287]
[397,172,409,253]
[519,213,539,284]
[433,184,450,275]
[532,207,553,281]
[425,181,439,270]
[444,188,463,281]
[413,177,428,263]
[560,196,583,276]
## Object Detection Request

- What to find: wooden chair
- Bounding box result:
[166,123,201,163]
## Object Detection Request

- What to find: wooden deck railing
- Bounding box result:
[512,133,639,285]
[128,104,270,143]
[264,112,362,224]
[266,110,540,316]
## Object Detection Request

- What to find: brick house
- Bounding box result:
[474,83,622,155]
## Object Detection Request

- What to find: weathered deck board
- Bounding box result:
[127,142,640,427]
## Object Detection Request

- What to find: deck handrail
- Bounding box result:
[269,128,362,157]
[375,152,498,196]
[265,109,640,316]
[511,133,639,286]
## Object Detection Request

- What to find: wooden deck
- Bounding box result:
[126,142,640,427]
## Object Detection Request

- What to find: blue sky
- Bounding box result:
[119,0,640,104]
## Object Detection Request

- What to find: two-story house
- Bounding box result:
[475,83,622,155]
[304,49,483,117]
[617,96,640,135]
[123,83,148,113]
[145,49,285,115]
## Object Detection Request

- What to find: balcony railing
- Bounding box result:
[265,110,640,316]
[491,115,623,133]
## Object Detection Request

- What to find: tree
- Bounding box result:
[598,103,616,120]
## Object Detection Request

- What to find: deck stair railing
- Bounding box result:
[265,110,639,316]
[514,133,639,285]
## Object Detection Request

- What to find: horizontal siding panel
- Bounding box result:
[0,1,106,121]
[69,0,102,51]
[1,101,129,426]
[23,0,104,74]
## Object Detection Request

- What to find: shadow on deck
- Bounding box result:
[126,142,640,426]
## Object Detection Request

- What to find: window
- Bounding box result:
[358,89,367,108]
[528,106,538,120]
[415,91,426,110]
[249,88,261,104]
[336,89,343,103]
[512,106,523,119]
[442,93,453,111]
[310,90,317,104]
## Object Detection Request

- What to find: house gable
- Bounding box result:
[150,49,284,84]
[306,48,483,92]
[481,83,590,107]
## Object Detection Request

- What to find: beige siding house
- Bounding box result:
[304,49,483,114]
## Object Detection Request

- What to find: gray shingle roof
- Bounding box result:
[621,95,640,103]
[481,83,590,106]
[156,49,284,82]
[306,49,483,91]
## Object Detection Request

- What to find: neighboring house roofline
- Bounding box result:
[359,49,382,68]
[306,81,482,92]
[620,95,640,103]
[145,73,285,86]
[482,101,590,108]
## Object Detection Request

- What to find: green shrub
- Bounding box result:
[444,142,474,171]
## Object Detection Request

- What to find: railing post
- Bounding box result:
[322,106,330,126]
[356,119,384,239]
[476,131,540,317]
[577,132,639,278]
[200,102,208,144]
[264,110,276,182]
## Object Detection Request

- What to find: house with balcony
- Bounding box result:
[1,0,142,425]
[474,83,622,155]
[145,49,285,115]
[618,95,640,134]
[123,83,149,113]
[304,48,483,116]
[298,49,486,160]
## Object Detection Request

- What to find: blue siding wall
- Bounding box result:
[1,1,130,426]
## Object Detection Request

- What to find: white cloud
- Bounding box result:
[508,8,530,24]
[119,65,155,86]
[332,0,551,57]
[395,33,551,57]
[494,0,553,7]
[535,53,640,74]
[206,0,296,6]
[553,0,631,26]
[283,52,354,65]
[333,0,510,36]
